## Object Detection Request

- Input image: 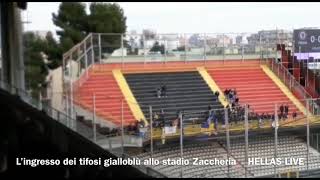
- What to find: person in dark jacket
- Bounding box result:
[161,84,167,97]
[224,89,229,96]
[292,111,297,120]
[284,104,289,119]
[215,91,220,98]
[279,104,284,119]
[159,109,165,126]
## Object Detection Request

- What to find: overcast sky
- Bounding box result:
[22,2,320,39]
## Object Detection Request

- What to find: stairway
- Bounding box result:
[207,67,302,116]
[75,71,136,126]
[124,71,224,124]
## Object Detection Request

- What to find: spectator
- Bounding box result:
[279,104,284,118]
[127,124,132,132]
[234,112,239,124]
[156,87,161,98]
[284,104,289,119]
[292,111,297,120]
[161,84,167,97]
[153,112,159,121]
[228,93,233,103]
[159,109,165,124]
[140,119,145,127]
[206,110,214,126]
[235,96,239,104]
[224,89,229,96]
[135,121,139,130]
[131,123,137,132]
[215,91,220,98]
[271,114,275,122]
[214,117,218,131]
[207,105,212,118]
[278,113,283,121]
[258,114,263,128]
[172,117,179,126]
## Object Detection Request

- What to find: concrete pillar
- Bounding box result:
[0,2,25,93]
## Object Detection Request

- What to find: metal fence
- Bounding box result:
[62,32,279,78]
[135,99,320,178]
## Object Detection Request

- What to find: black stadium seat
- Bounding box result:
[125,71,224,124]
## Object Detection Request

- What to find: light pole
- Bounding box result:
[179,111,183,178]
[149,106,153,159]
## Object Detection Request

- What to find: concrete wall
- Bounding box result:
[47,66,64,112]
[0,3,25,92]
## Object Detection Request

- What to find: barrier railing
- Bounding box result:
[267,58,320,116]
[0,80,167,178]
[133,99,320,178]
[62,32,278,82]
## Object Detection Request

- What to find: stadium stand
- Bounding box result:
[124,71,224,124]
[208,67,302,116]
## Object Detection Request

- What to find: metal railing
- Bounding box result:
[0,80,166,178]
[267,58,320,116]
[62,32,278,78]
[133,101,320,178]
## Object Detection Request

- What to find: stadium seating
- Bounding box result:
[134,135,320,178]
[135,141,246,178]
[221,135,320,177]
[124,71,224,124]
[208,67,302,116]
[75,71,136,126]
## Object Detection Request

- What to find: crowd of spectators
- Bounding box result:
[224,88,239,107]
[94,119,147,137]
[97,88,300,136]
[203,88,299,128]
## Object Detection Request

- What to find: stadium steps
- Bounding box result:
[75,72,137,126]
[124,71,224,124]
[207,66,303,116]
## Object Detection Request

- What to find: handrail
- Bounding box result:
[268,59,312,99]
[267,58,320,115]
[63,33,93,59]
[278,59,313,98]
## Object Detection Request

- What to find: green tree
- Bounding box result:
[52,2,88,53]
[44,32,63,69]
[88,3,126,33]
[88,3,127,55]
[52,2,127,58]
[23,32,49,98]
[150,41,165,54]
